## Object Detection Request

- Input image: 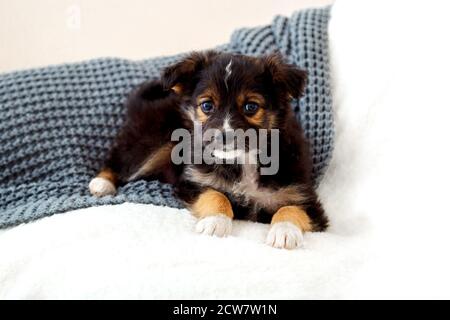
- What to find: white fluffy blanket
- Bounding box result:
[1,0,450,299]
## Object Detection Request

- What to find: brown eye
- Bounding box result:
[244,102,259,114]
[200,101,214,113]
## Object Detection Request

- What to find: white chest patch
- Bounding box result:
[184,162,307,214]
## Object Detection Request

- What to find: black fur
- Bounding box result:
[100,51,328,231]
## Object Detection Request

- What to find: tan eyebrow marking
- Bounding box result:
[245,93,265,106]
[196,88,219,106]
[237,92,265,107]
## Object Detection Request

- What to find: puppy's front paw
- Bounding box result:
[195,214,232,237]
[89,177,116,197]
[266,222,303,249]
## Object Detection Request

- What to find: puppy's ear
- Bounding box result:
[263,52,308,99]
[162,51,218,95]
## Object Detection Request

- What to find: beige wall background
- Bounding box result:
[0,0,332,73]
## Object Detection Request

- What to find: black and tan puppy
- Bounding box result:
[89,51,328,249]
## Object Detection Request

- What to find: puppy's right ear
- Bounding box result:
[161,51,218,95]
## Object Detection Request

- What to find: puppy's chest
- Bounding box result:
[185,164,305,213]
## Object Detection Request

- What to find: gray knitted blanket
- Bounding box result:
[0,7,333,229]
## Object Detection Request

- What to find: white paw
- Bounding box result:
[195,214,232,237]
[89,177,116,197]
[266,222,303,249]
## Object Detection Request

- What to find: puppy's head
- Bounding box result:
[162,51,307,157]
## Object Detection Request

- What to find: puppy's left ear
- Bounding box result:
[263,52,308,99]
[161,51,218,95]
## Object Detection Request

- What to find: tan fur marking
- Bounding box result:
[237,92,267,127]
[267,112,277,129]
[171,84,183,94]
[197,88,219,106]
[245,93,265,106]
[246,107,266,127]
[97,168,118,185]
[196,107,209,123]
[271,206,312,232]
[185,166,307,212]
[191,188,234,219]
[236,93,245,107]
[128,143,173,181]
[195,88,220,123]
[237,92,265,107]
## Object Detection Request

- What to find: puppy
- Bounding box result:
[89,51,328,249]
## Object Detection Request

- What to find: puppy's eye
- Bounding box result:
[244,102,259,114]
[200,101,215,113]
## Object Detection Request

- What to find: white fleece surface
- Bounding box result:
[1,0,450,299]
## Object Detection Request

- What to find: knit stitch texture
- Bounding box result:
[0,7,333,229]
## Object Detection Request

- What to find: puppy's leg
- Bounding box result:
[266,206,313,250]
[266,188,328,249]
[191,188,234,237]
[90,80,181,197]
[89,141,126,197]
[89,142,175,197]
[89,167,118,197]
